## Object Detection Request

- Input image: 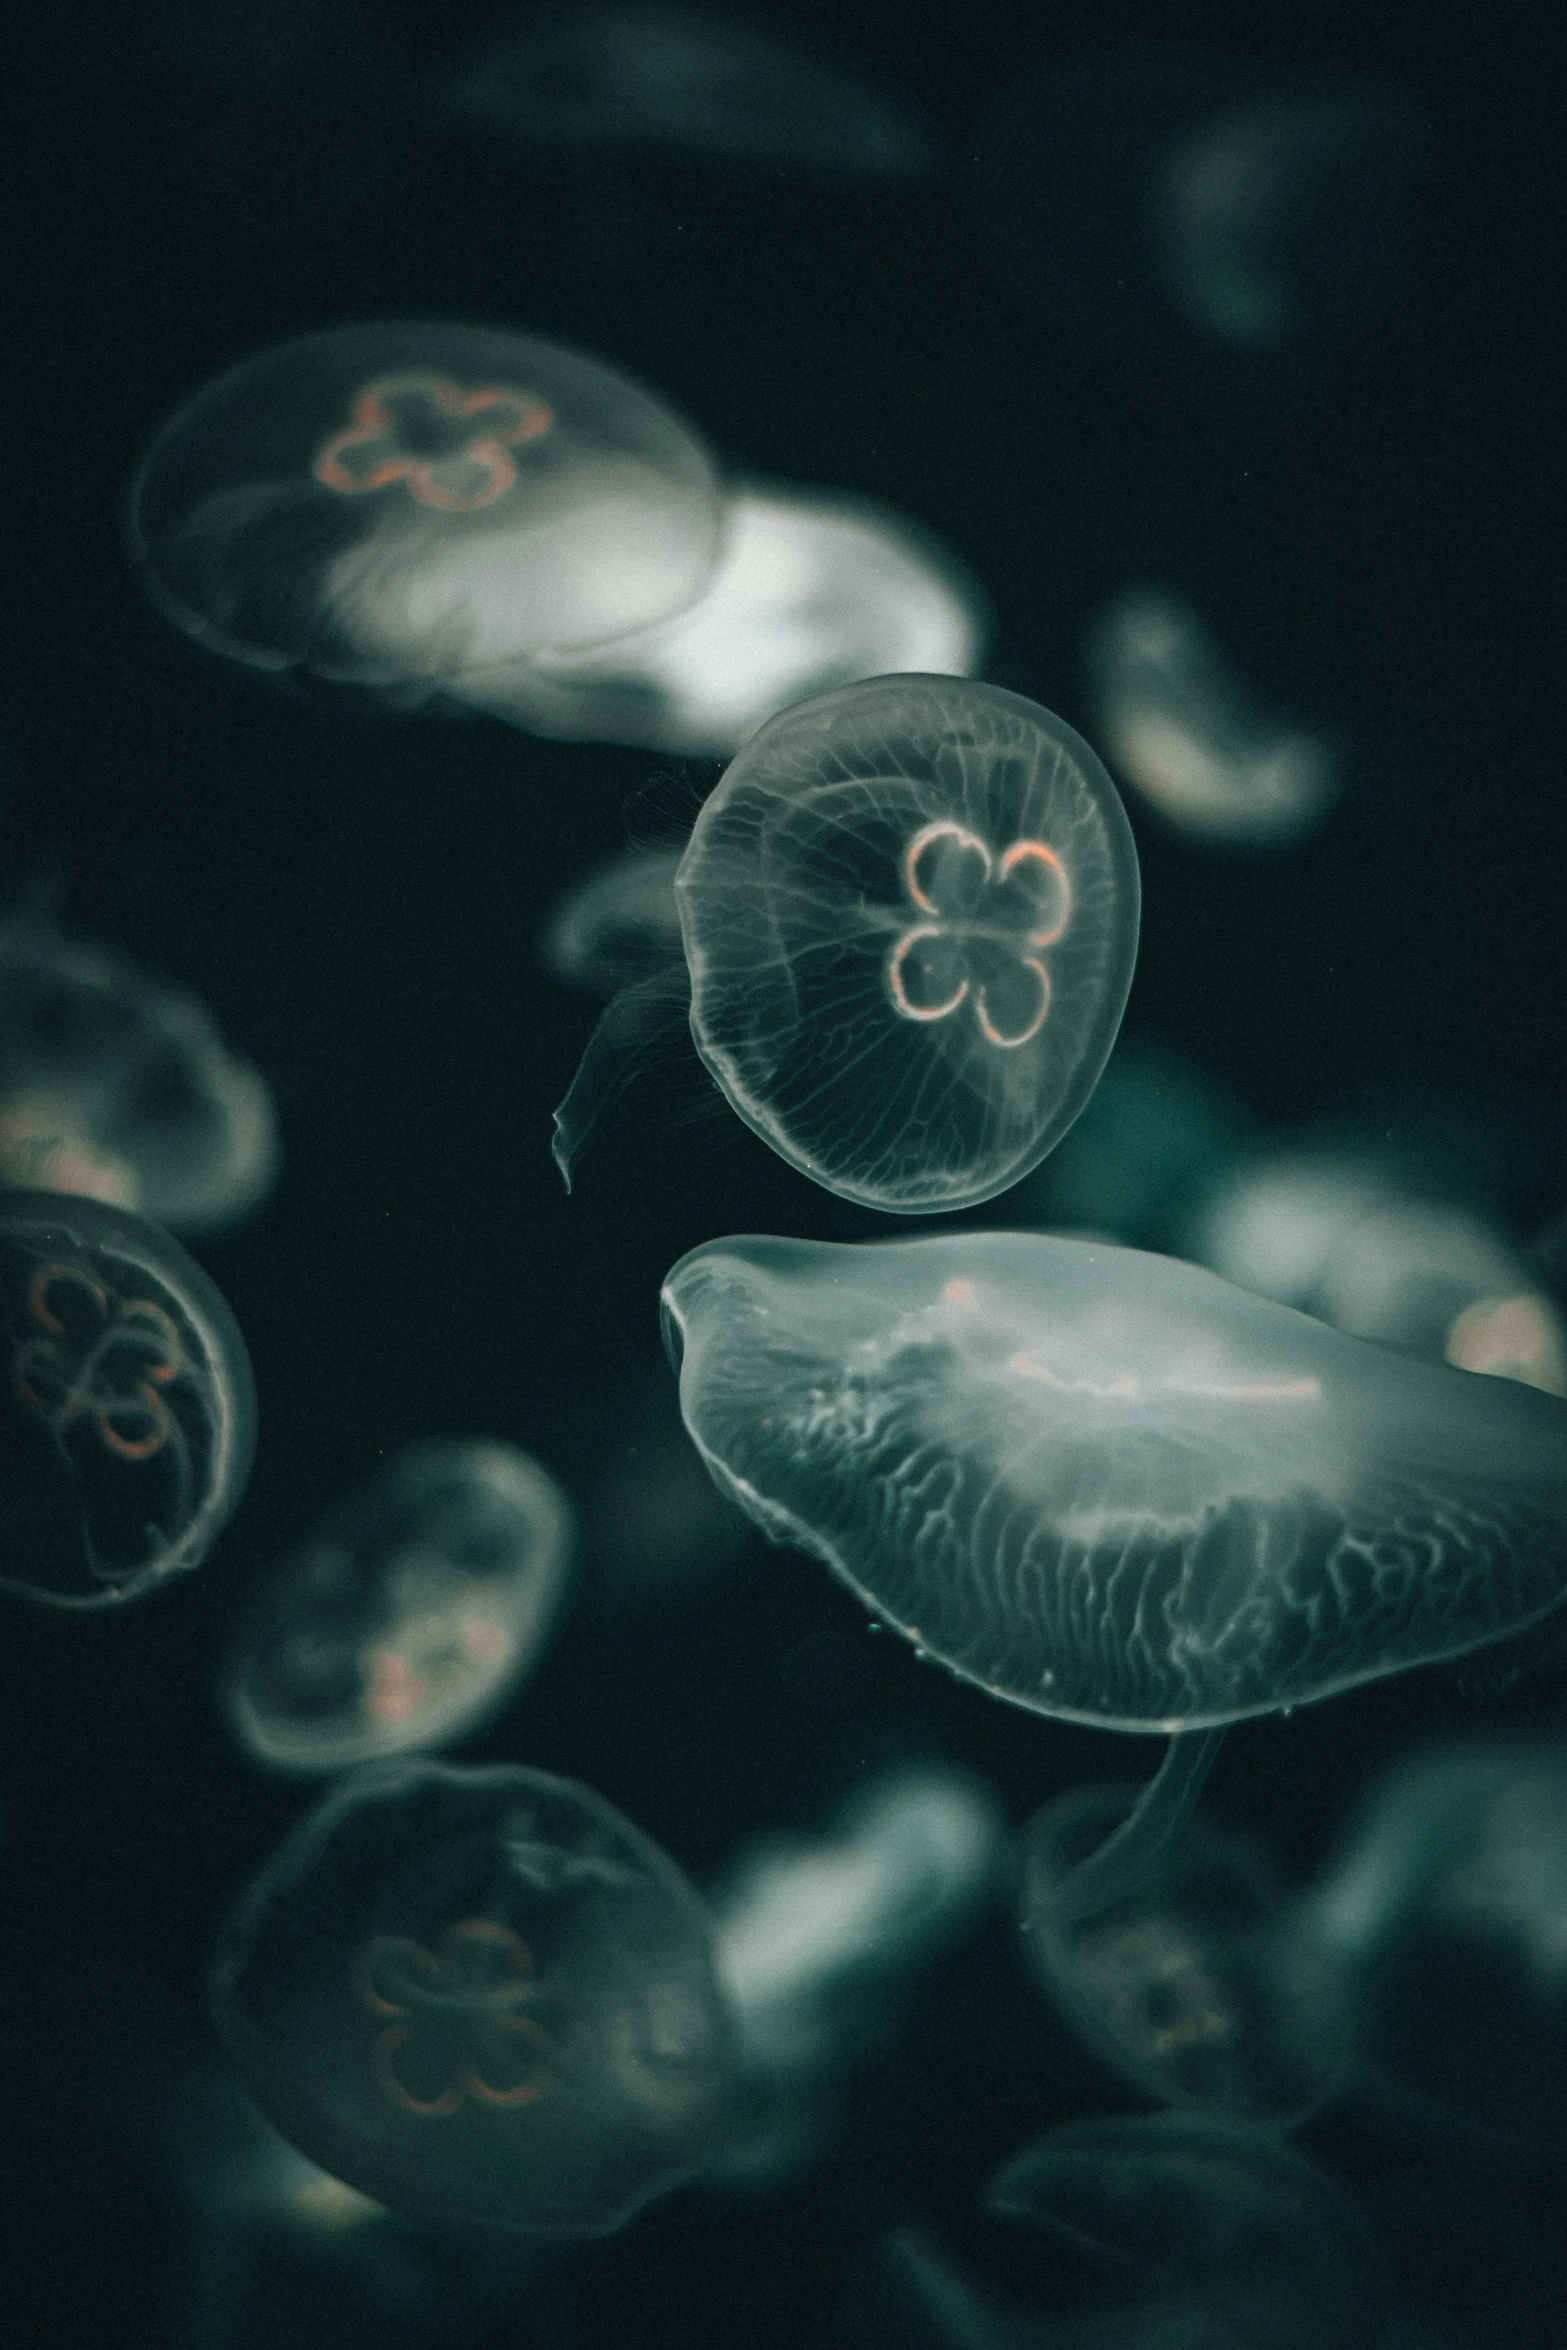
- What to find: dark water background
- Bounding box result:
[4,0,1564,2343]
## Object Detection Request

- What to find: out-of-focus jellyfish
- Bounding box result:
[988,2112,1398,2350]
[0,918,278,1234]
[456,482,988,756]
[1083,589,1339,850]
[127,321,724,705]
[1304,1739,1567,2161]
[1019,1783,1349,2123]
[1152,86,1430,354]
[661,1230,1567,1730]
[708,1763,1003,2182]
[209,1759,737,2236]
[0,1191,255,1607]
[445,5,933,176]
[1190,1148,1567,1395]
[223,1438,574,1776]
[539,848,685,998]
[556,678,1139,1212]
[1015,1036,1251,1250]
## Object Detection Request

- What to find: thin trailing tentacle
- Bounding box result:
[550,964,692,1191]
[1055,1727,1228,1924]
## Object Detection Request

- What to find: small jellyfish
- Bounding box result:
[1084,588,1339,850]
[445,5,934,177]
[126,321,724,703]
[1020,1783,1349,2123]
[660,1230,1567,1730]
[556,677,1139,1212]
[458,482,987,756]
[539,848,685,998]
[0,1191,255,1607]
[1304,1739,1567,2161]
[1015,1036,1251,1251]
[209,1759,737,2237]
[223,1438,574,1775]
[0,918,278,1233]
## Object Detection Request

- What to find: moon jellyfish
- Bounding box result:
[0,918,277,1234]
[709,1763,1003,2182]
[540,849,685,998]
[1305,1739,1567,2161]
[660,1231,1567,1730]
[558,678,1139,1211]
[223,1439,574,1775]
[1084,589,1339,851]
[0,1191,255,1607]
[1020,1783,1349,2123]
[1016,1037,1251,1251]
[209,1759,737,2237]
[445,5,933,177]
[126,321,724,703]
[457,483,987,756]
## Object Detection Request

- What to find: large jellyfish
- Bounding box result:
[0,918,278,1234]
[223,1438,574,1775]
[209,1760,737,2237]
[555,677,1139,1212]
[126,321,724,704]
[0,1191,255,1607]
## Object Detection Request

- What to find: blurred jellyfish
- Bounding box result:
[0,1191,255,1607]
[1015,1036,1251,1250]
[1153,87,1430,354]
[445,5,933,176]
[223,1438,574,1775]
[1084,588,1339,850]
[1019,1782,1349,2123]
[456,482,988,755]
[209,1759,737,2236]
[127,321,724,704]
[661,1230,1567,1731]
[539,848,685,997]
[708,1763,1004,2182]
[1305,1739,1567,2161]
[989,2112,1398,2350]
[556,677,1139,1212]
[0,919,278,1233]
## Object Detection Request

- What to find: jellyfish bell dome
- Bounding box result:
[674,675,1139,1212]
[661,1231,1567,1731]
[126,320,725,699]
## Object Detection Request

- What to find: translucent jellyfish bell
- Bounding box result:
[0,1191,255,1607]
[127,321,724,700]
[556,678,1139,1211]
[1084,588,1339,850]
[660,1231,1567,1730]
[456,483,988,756]
[209,1759,737,2237]
[0,919,278,1233]
[539,848,685,998]
[223,1439,574,1775]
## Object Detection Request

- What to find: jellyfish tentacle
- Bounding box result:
[1052,1729,1229,1925]
[551,963,694,1191]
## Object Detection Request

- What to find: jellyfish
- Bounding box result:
[457,482,988,756]
[126,321,724,705]
[0,1190,255,1607]
[539,848,686,998]
[708,1763,1003,2181]
[445,5,934,177]
[0,917,278,1234]
[209,1759,737,2237]
[555,677,1140,1212]
[1015,1036,1251,1250]
[1083,588,1339,851]
[1019,1782,1349,2123]
[1304,1738,1567,2162]
[223,1438,574,1775]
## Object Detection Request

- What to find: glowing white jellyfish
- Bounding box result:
[223,1438,574,1775]
[1085,587,1339,849]
[126,320,724,703]
[0,919,277,1234]
[457,482,987,755]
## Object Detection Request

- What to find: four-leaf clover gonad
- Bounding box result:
[11,1264,185,1462]
[885,820,1073,1048]
[313,374,554,514]
[355,1917,555,2118]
